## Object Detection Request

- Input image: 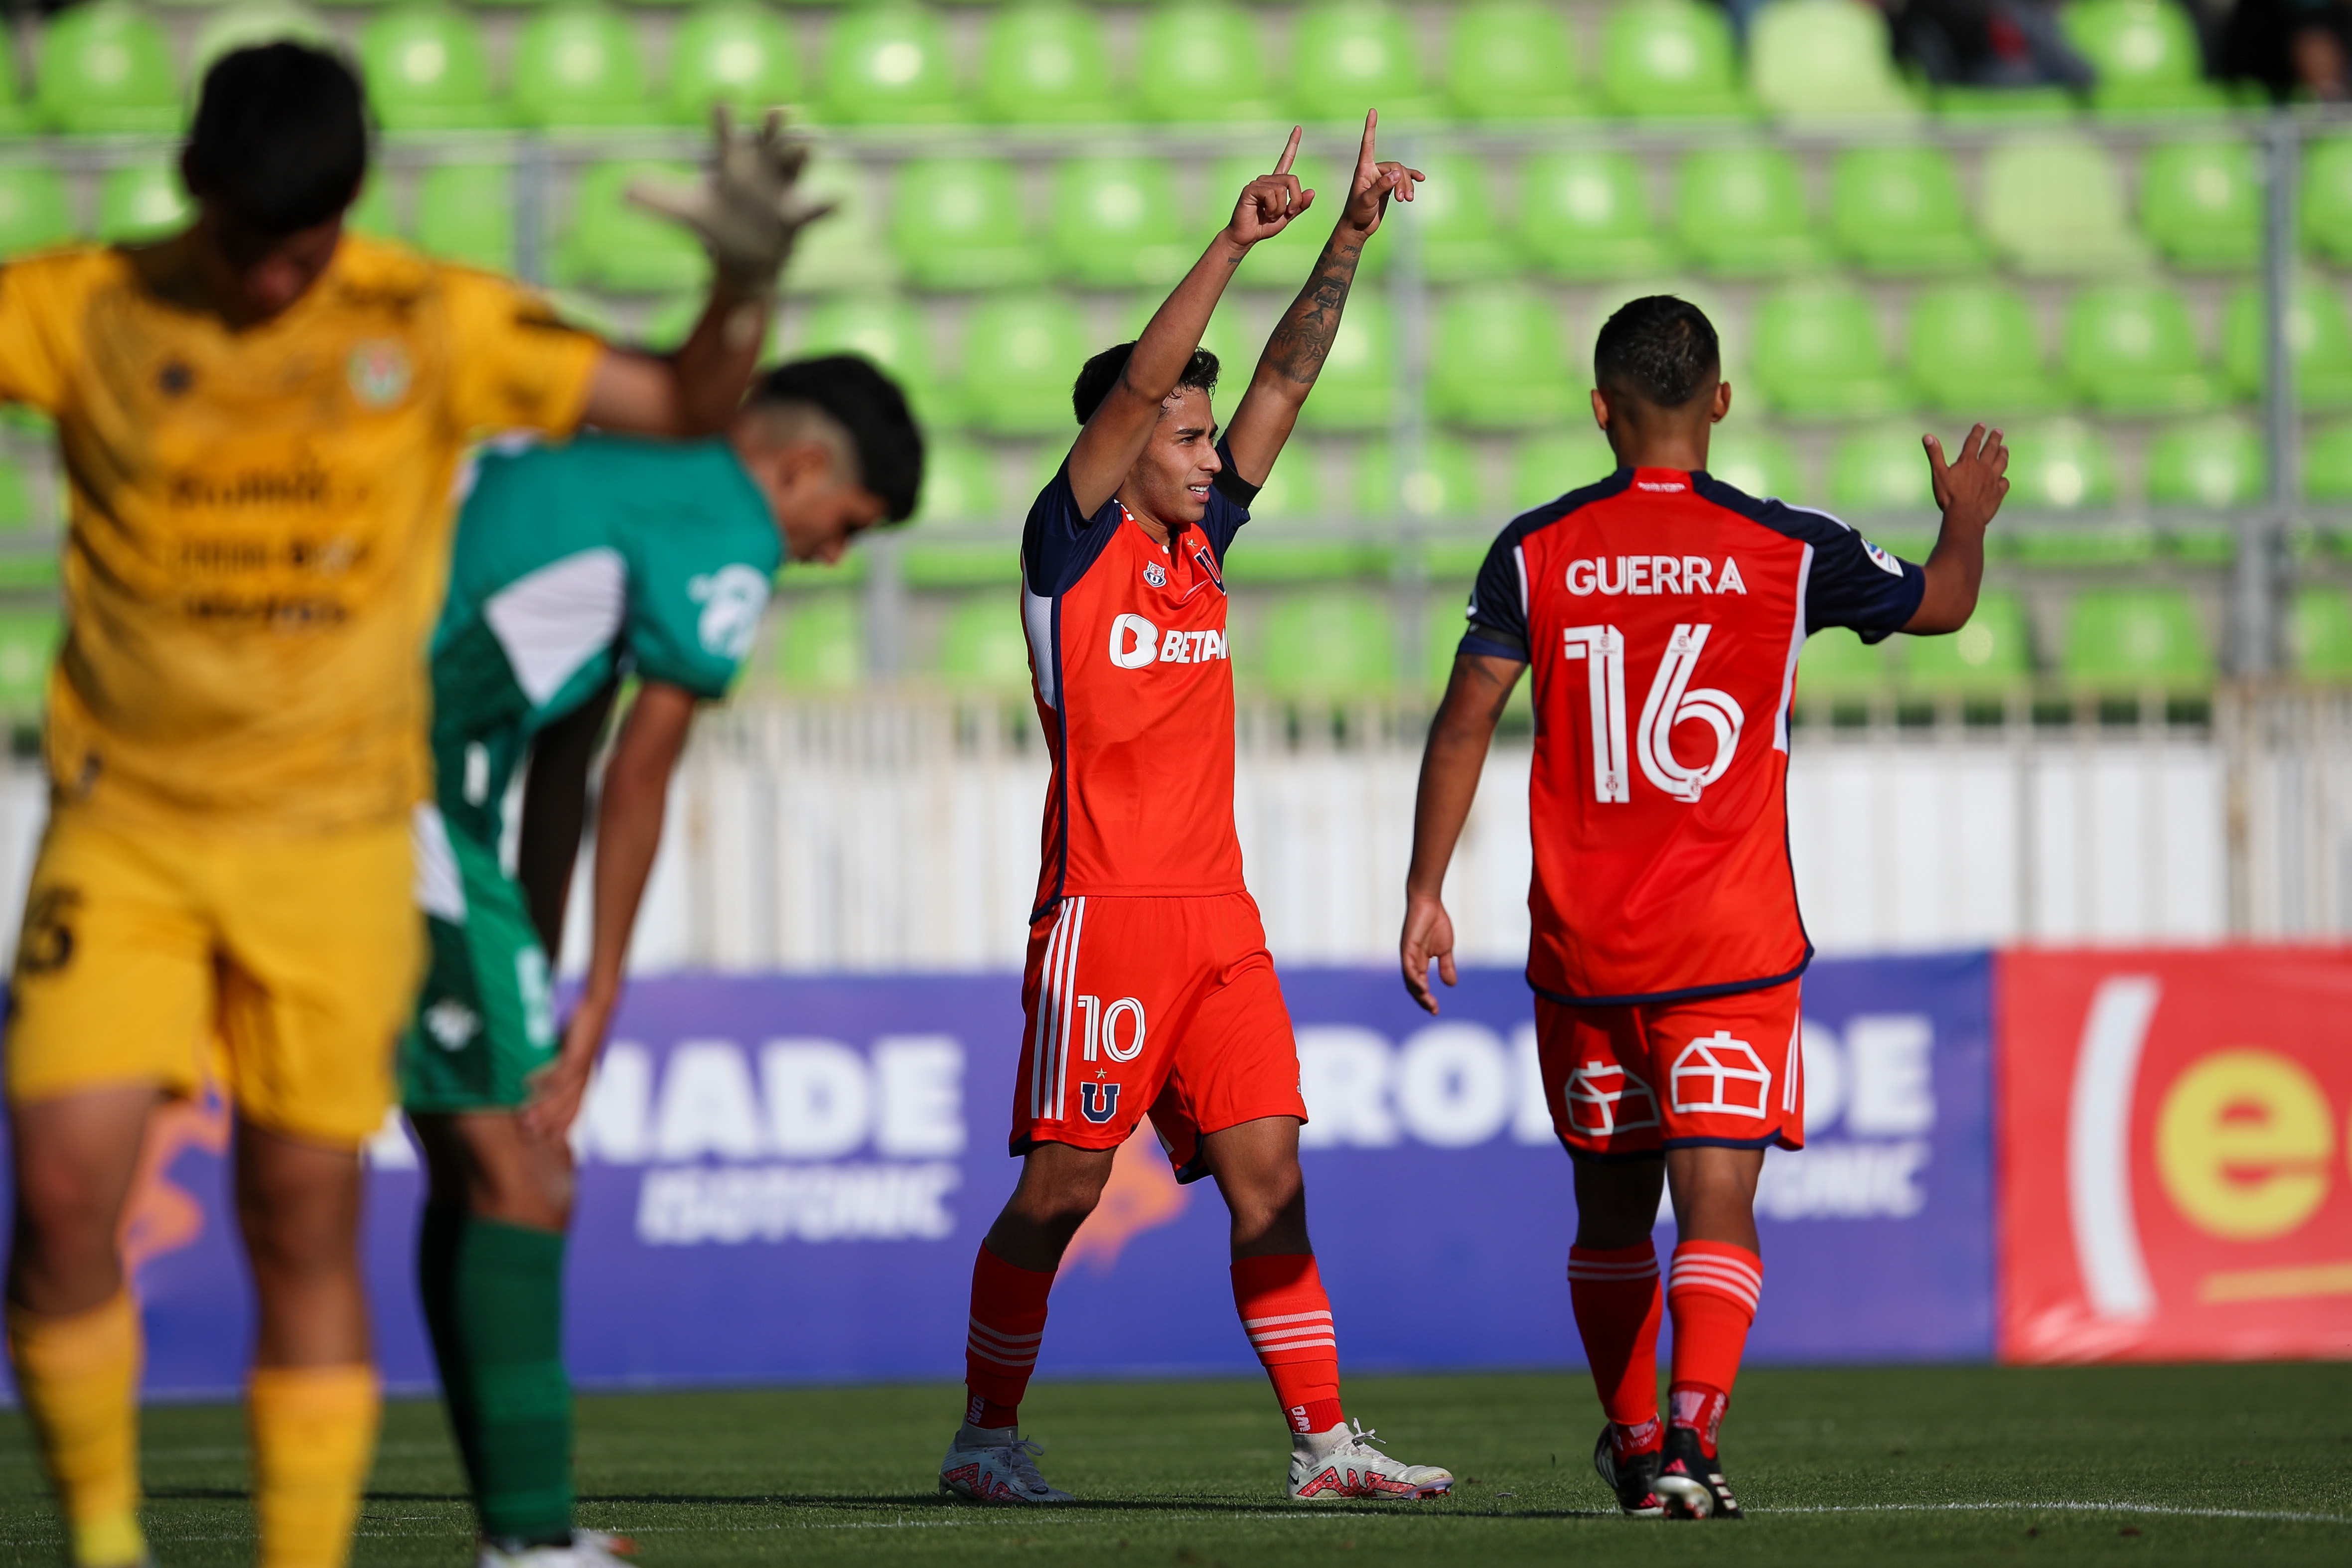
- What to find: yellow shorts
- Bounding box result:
[4,804,421,1148]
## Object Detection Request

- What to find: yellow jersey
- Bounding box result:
[0,233,602,833]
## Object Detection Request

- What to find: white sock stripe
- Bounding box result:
[965,1319,1045,1350]
[1567,1261,1660,1278]
[1240,1309,1335,1329]
[1253,1338,1339,1356]
[965,1348,1038,1370]
[1247,1320,1337,1339]
[1671,1253,1764,1289]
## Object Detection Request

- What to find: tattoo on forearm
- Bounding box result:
[1265,241,1363,386]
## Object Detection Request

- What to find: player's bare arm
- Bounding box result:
[1905,423,2011,635]
[1226,110,1423,487]
[519,681,700,1144]
[1400,651,1527,1014]
[1065,127,1314,515]
[579,110,832,437]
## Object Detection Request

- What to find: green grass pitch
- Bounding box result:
[0,1364,2345,1566]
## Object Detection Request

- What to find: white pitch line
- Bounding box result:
[1756,1501,2352,1525]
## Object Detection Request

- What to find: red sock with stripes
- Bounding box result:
[1568,1243,1664,1457]
[963,1244,1054,1430]
[1667,1240,1762,1457]
[1230,1253,1344,1437]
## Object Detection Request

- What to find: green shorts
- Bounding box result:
[400,806,559,1114]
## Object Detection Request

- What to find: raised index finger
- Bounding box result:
[1357,107,1379,170]
[1273,124,1303,178]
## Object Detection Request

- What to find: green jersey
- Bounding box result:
[428,433,781,845]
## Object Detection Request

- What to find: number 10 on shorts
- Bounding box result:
[1076,996,1148,1064]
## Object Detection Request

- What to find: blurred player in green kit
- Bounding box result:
[402,354,922,1567]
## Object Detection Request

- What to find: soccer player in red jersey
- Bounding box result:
[1399,296,2011,1519]
[940,116,1453,1507]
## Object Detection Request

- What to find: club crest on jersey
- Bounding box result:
[1079,1081,1122,1123]
[1144,562,1168,587]
[346,340,412,409]
[689,564,771,658]
[1862,538,1905,577]
[1567,556,1747,596]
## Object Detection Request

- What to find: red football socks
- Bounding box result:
[1568,1243,1664,1447]
[962,1244,1054,1429]
[1230,1253,1344,1436]
[1667,1240,1762,1455]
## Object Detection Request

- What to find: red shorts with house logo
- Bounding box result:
[1535,979,1805,1159]
[1010,893,1308,1183]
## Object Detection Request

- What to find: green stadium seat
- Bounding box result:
[1907,589,2034,694]
[956,292,1090,437]
[1748,0,1919,123]
[1707,427,1802,499]
[2004,419,2122,510]
[934,595,1033,689]
[1429,285,1576,430]
[0,167,76,258]
[1134,0,1282,123]
[512,3,661,128]
[346,176,397,240]
[891,158,1043,291]
[2060,0,2228,115]
[0,609,58,716]
[2289,586,2352,678]
[978,2,1119,124]
[1750,283,1910,419]
[1906,281,2061,417]
[553,161,708,292]
[1223,538,1389,587]
[798,292,959,429]
[1518,150,1676,280]
[1930,84,2079,122]
[1979,136,2148,275]
[638,293,705,352]
[415,163,513,271]
[1048,156,1187,288]
[773,592,864,690]
[1253,589,1397,696]
[190,2,338,83]
[1296,295,1399,432]
[667,2,801,124]
[911,438,1000,524]
[905,542,1025,589]
[2308,420,2352,502]
[781,154,900,294]
[2145,417,2264,508]
[1403,153,1519,283]
[1117,295,1256,383]
[1827,424,1936,514]
[1291,1,1444,124]
[95,165,189,244]
[1800,626,1903,696]
[2139,138,2260,271]
[0,454,34,530]
[359,4,501,132]
[1828,145,1983,275]
[1355,433,1482,521]
[1445,0,1590,122]
[1597,0,1749,119]
[1674,146,1826,276]
[2303,135,2352,267]
[2223,282,2352,412]
[1242,451,1322,522]
[1511,429,1619,509]
[2061,586,2213,692]
[821,3,962,125]
[38,2,179,136]
[2061,283,2216,414]
[0,27,30,137]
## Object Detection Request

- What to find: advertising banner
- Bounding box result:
[0,955,1994,1399]
[1997,947,2352,1363]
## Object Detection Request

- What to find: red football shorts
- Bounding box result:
[1011,892,1307,1182]
[1536,979,1805,1158]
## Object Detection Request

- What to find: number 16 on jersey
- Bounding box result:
[1563,623,1746,806]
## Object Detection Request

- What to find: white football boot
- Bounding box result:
[1287,1421,1455,1501]
[938,1425,1076,1504]
[476,1529,635,1568]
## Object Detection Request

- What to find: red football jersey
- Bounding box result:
[1461,466,1925,1004]
[1020,445,1258,916]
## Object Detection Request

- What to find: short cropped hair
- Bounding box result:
[1593,295,1721,409]
[184,44,369,237]
[1071,341,1220,426]
[750,355,925,523]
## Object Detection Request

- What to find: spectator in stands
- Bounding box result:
[2220,0,2352,99]
[1888,0,2096,87]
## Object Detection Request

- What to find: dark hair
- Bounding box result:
[1071,341,1220,426]
[1593,295,1721,409]
[184,43,369,237]
[753,355,926,523]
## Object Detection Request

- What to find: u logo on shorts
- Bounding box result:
[1079,1081,1122,1124]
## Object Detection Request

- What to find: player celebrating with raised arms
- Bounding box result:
[0,43,821,1568]
[1399,297,2009,1520]
[406,355,920,1568]
[940,116,1450,1508]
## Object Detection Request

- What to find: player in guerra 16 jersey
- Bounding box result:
[1400,298,2011,1522]
[939,117,1457,1509]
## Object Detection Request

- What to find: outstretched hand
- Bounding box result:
[1399,892,1460,1015]
[1227,125,1314,247]
[1924,423,2010,532]
[1337,109,1423,239]
[628,106,834,292]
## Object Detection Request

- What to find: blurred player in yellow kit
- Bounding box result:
[0,43,822,1568]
